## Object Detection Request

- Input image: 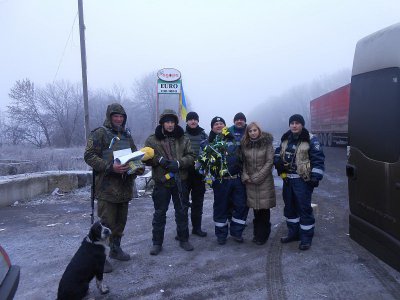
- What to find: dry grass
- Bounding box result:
[0,145,89,172]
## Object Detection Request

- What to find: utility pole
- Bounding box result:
[78,0,90,141]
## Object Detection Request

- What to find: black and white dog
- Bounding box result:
[57,221,111,300]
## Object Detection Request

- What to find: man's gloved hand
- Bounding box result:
[159,157,170,169]
[127,160,145,175]
[308,177,319,188]
[167,160,179,173]
[134,167,145,176]
[275,160,286,174]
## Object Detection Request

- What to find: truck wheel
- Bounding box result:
[317,134,323,144]
[327,133,333,147]
[321,133,327,146]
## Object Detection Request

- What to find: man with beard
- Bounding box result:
[84,103,143,272]
[145,109,195,255]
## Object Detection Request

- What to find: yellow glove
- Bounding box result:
[280,172,288,184]
[140,147,154,161]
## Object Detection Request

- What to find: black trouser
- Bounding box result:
[151,181,190,245]
[187,167,206,230]
[253,209,271,242]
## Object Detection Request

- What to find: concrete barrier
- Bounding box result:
[0,171,91,208]
[0,159,39,175]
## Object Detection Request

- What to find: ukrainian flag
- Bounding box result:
[180,83,187,121]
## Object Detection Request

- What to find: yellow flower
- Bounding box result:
[222,127,229,136]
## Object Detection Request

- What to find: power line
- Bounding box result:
[53,11,79,83]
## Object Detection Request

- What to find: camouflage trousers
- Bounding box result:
[98,200,129,239]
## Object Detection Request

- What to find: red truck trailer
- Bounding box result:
[310,84,350,146]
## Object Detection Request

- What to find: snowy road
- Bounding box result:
[1,147,399,299]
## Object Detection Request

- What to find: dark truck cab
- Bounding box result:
[347,23,400,272]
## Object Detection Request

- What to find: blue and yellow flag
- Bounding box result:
[179,83,187,121]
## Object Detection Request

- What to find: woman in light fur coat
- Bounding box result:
[241,122,276,245]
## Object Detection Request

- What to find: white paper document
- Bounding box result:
[114,149,145,165]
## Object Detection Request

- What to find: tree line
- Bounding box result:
[0,72,158,148]
[0,69,350,148]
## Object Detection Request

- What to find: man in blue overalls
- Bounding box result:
[274,114,325,250]
[208,116,248,245]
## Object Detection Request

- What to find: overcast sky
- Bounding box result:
[1,0,399,129]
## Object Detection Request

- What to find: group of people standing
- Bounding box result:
[84,103,325,273]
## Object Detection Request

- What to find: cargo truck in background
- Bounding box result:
[310,84,350,147]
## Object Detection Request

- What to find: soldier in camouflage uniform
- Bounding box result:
[145,109,196,255]
[84,103,142,272]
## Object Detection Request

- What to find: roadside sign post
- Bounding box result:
[156,68,185,125]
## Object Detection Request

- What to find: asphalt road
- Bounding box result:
[1,147,399,299]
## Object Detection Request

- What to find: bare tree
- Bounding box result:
[3,118,26,145]
[131,72,157,127]
[37,81,82,147]
[7,79,52,147]
[109,84,129,105]
[87,85,128,126]
[128,71,158,144]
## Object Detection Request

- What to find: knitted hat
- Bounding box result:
[233,112,246,122]
[211,116,226,128]
[186,111,199,122]
[289,114,305,126]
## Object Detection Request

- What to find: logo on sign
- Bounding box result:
[157,68,181,82]
[158,81,181,94]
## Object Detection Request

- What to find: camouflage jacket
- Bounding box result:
[84,103,137,203]
[145,124,195,184]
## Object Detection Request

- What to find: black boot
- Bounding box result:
[299,242,311,250]
[281,220,300,243]
[150,244,162,255]
[299,227,314,250]
[179,240,194,251]
[255,209,271,245]
[192,227,207,237]
[110,237,131,261]
[191,216,207,237]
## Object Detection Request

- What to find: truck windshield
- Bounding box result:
[349,67,400,163]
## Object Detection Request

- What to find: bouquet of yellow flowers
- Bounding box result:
[195,127,231,185]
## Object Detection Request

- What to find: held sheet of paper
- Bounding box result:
[113,148,144,165]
